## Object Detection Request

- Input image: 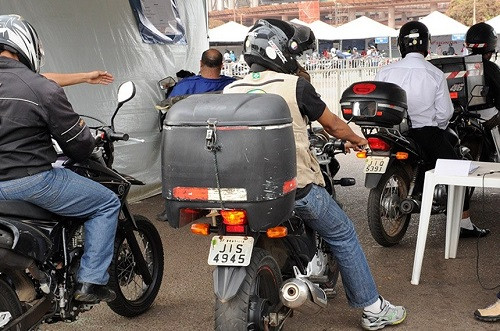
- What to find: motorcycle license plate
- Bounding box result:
[364,156,389,174]
[208,236,254,266]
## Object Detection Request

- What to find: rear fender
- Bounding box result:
[213,266,247,303]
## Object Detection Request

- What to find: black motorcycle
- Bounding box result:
[160,93,354,330]
[340,81,471,247]
[0,81,164,330]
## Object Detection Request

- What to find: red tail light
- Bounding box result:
[221,210,247,233]
[367,137,390,151]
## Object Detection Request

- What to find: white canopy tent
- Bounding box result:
[309,20,337,41]
[419,11,468,36]
[486,15,500,51]
[418,11,469,56]
[486,15,500,32]
[332,16,397,57]
[332,16,398,40]
[209,21,250,43]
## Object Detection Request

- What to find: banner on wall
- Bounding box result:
[129,0,187,44]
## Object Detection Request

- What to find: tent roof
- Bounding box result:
[486,15,500,33]
[419,11,468,36]
[290,18,309,27]
[209,21,250,43]
[309,20,337,40]
[331,16,397,40]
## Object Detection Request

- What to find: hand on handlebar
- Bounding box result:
[344,138,368,153]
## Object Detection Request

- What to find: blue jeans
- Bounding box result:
[0,168,121,285]
[295,184,379,308]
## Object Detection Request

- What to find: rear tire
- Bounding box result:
[0,278,23,330]
[215,248,282,331]
[107,215,164,317]
[367,165,411,247]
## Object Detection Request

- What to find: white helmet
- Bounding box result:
[0,14,43,72]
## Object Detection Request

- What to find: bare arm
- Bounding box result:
[317,106,367,151]
[42,71,114,87]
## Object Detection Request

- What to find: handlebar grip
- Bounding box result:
[110,132,129,141]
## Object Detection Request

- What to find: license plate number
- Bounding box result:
[364,156,389,174]
[208,236,254,266]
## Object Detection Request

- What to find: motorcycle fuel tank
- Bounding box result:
[161,93,297,231]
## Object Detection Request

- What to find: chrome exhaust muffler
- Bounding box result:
[279,277,327,315]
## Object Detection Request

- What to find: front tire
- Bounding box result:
[367,165,411,247]
[107,215,164,317]
[215,248,282,331]
[0,278,23,330]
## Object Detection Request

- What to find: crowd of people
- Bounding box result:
[0,12,498,329]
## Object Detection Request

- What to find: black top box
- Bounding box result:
[429,54,487,109]
[340,81,408,127]
[161,93,297,231]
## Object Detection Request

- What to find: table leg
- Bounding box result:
[411,172,436,285]
[446,185,465,259]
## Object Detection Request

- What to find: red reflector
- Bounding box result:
[343,108,353,115]
[225,225,246,233]
[449,92,459,99]
[173,187,208,200]
[367,137,390,151]
[353,83,377,95]
[376,111,383,116]
[283,178,297,194]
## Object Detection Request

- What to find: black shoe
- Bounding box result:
[74,282,116,303]
[460,225,491,238]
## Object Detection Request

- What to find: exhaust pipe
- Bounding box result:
[279,278,327,315]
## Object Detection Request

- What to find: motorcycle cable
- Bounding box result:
[206,119,225,210]
[474,171,500,291]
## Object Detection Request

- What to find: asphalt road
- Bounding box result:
[45,151,499,331]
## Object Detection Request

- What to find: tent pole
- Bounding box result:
[389,36,392,58]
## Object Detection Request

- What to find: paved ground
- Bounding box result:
[45,152,499,331]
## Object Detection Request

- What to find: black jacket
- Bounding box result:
[0,57,94,180]
[483,59,500,110]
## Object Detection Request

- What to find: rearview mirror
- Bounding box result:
[158,76,176,90]
[117,81,136,104]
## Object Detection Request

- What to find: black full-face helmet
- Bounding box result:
[243,18,315,74]
[0,14,43,73]
[465,22,497,55]
[398,21,430,58]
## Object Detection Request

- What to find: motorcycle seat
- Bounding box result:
[0,200,57,221]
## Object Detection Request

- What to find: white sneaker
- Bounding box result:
[361,296,406,330]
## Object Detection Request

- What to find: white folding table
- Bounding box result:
[411,161,500,285]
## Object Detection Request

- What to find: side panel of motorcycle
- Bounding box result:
[213,266,248,303]
[161,94,297,231]
[0,218,52,265]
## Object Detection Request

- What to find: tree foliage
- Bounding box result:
[447,0,500,26]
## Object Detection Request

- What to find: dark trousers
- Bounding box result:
[409,126,470,211]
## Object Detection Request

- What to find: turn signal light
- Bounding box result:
[190,223,210,236]
[356,151,367,158]
[221,210,247,225]
[266,226,288,238]
[395,152,409,160]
